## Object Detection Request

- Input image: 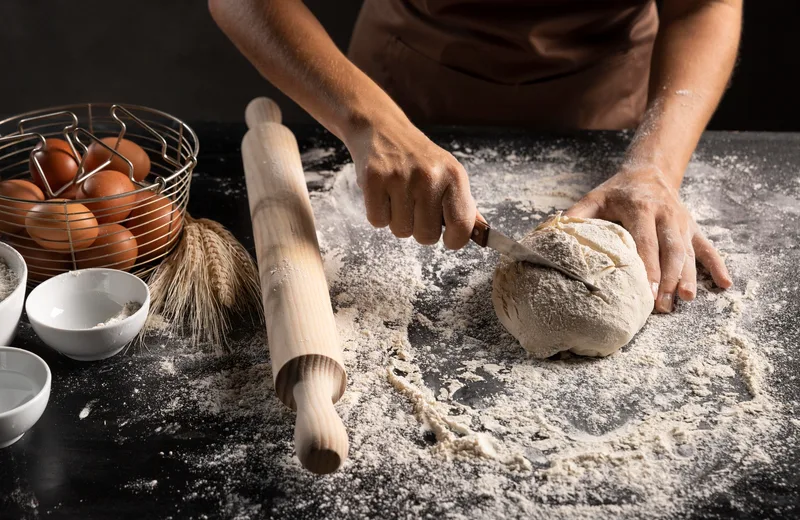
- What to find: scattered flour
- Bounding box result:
[79,399,98,420]
[35,141,796,519]
[304,143,790,518]
[124,479,158,492]
[301,146,336,164]
[159,358,176,375]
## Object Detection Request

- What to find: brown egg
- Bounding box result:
[126,193,182,262]
[76,170,137,225]
[25,199,99,251]
[75,223,138,271]
[2,230,72,281]
[60,184,80,199]
[29,138,80,194]
[0,179,45,233]
[84,137,151,182]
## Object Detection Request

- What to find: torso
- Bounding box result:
[348,0,658,129]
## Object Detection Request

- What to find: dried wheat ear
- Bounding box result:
[140,213,262,351]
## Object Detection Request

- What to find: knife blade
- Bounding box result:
[470,219,600,292]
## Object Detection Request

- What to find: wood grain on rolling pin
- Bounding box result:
[241,97,348,474]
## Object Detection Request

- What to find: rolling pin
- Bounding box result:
[241,97,348,474]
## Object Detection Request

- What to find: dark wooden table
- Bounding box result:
[1,124,798,520]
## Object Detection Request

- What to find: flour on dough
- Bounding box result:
[492,214,654,358]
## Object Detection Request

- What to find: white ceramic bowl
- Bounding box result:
[25,269,150,361]
[0,346,51,448]
[0,242,28,346]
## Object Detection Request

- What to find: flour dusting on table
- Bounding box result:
[42,139,798,519]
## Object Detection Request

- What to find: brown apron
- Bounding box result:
[348,0,658,130]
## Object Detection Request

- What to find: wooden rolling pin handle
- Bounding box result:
[293,356,349,475]
[245,97,282,127]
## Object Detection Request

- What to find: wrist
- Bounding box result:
[617,163,683,198]
[338,93,410,148]
[623,141,684,191]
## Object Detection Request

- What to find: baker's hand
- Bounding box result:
[565,165,733,312]
[345,116,477,250]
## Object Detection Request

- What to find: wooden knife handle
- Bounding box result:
[442,215,490,247]
[470,218,490,247]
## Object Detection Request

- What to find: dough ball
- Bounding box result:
[492,214,654,358]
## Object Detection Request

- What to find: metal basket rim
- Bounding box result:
[0,102,198,205]
[0,102,200,158]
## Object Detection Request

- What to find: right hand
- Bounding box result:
[566,165,733,312]
[344,116,477,250]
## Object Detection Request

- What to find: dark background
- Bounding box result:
[0,0,797,131]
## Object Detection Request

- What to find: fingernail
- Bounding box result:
[684,283,697,299]
[659,292,674,312]
[651,282,659,299]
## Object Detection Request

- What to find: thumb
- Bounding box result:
[564,195,602,218]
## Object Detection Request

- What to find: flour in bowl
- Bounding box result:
[94,301,143,328]
[0,259,19,302]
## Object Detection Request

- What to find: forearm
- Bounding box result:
[208,0,407,144]
[626,0,742,188]
[210,0,477,250]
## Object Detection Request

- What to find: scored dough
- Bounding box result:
[492,214,654,358]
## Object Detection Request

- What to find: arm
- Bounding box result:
[567,0,741,312]
[208,0,477,249]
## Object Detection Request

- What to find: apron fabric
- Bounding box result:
[347,0,658,130]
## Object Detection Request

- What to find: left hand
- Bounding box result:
[565,165,733,312]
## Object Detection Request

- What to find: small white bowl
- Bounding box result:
[0,242,28,346]
[0,346,51,448]
[25,268,150,361]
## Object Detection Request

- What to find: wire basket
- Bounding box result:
[0,103,198,285]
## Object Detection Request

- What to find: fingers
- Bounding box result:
[442,172,477,250]
[388,180,414,239]
[361,176,391,228]
[654,218,686,313]
[693,232,733,289]
[413,172,444,245]
[564,195,602,219]
[677,240,697,302]
[626,218,661,303]
[359,152,475,248]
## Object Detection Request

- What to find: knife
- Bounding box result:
[470,219,600,293]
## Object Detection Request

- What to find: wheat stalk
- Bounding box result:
[140,213,262,351]
[201,222,235,308]
[200,218,262,316]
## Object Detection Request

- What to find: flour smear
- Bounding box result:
[33,138,798,520]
